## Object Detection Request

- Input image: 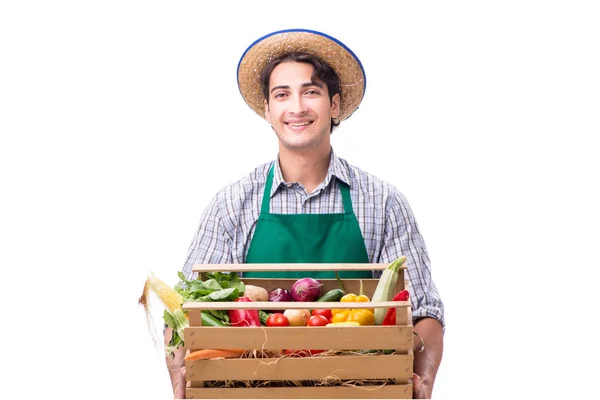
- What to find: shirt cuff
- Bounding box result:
[412,306,445,334]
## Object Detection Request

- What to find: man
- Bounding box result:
[166,29,444,399]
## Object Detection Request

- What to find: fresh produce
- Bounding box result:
[328,280,375,325]
[243,285,268,302]
[139,273,188,347]
[372,256,407,325]
[382,290,410,326]
[173,270,245,332]
[229,297,261,327]
[307,315,329,326]
[346,309,375,326]
[332,279,372,315]
[266,313,290,327]
[283,309,311,326]
[331,310,350,323]
[258,310,270,325]
[316,288,344,302]
[184,348,245,361]
[267,288,293,313]
[330,308,375,326]
[176,271,244,302]
[268,288,293,302]
[290,277,322,302]
[311,308,333,321]
[200,312,227,327]
[315,272,346,303]
[331,292,369,315]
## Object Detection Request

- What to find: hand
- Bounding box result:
[412,373,433,399]
[173,366,186,399]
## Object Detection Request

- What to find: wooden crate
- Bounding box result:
[182,263,413,399]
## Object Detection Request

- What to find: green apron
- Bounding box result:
[244,164,372,279]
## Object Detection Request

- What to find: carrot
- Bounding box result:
[184,348,245,361]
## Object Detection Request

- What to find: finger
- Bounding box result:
[173,366,186,399]
[412,373,421,399]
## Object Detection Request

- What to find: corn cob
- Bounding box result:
[139,273,188,342]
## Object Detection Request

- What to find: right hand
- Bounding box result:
[174,366,186,399]
[164,327,187,399]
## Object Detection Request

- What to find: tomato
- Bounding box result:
[311,309,332,321]
[266,313,290,327]
[306,315,329,327]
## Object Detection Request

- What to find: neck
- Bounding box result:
[278,146,331,194]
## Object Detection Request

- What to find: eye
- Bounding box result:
[305,89,320,96]
[273,92,288,99]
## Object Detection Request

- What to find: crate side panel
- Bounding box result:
[184,326,412,351]
[186,354,412,381]
[186,384,412,399]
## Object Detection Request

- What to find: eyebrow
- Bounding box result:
[270,81,324,93]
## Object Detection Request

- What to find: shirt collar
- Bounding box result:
[270,148,352,197]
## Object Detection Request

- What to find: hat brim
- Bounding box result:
[237,29,366,121]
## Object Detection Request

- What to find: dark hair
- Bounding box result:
[260,52,341,133]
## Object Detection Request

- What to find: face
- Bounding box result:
[265,61,340,152]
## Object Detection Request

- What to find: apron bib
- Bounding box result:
[244,164,372,279]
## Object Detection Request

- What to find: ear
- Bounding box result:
[330,93,341,119]
[264,100,271,123]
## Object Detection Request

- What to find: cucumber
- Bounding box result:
[201,311,227,327]
[316,288,344,302]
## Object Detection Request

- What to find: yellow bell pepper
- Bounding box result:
[330,309,351,323]
[331,293,357,316]
[354,294,374,314]
[331,282,374,323]
[347,309,375,326]
[330,292,375,325]
[341,293,358,302]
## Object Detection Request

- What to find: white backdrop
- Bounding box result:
[1,1,599,399]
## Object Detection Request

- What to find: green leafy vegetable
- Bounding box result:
[201,287,239,302]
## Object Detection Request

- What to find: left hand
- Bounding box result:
[412,373,433,399]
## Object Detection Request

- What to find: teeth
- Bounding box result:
[289,122,310,126]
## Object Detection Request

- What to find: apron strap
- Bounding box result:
[260,164,275,215]
[339,181,352,214]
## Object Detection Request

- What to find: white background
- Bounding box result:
[1,1,599,399]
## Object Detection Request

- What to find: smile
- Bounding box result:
[285,121,313,127]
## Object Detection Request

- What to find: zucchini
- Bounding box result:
[372,256,407,325]
[316,288,344,302]
[201,311,227,327]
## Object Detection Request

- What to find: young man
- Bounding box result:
[167,29,445,399]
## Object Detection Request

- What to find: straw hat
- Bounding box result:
[237,29,366,121]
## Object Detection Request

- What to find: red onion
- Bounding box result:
[268,288,293,302]
[290,277,322,302]
[268,288,293,313]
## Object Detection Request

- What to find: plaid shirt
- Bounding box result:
[182,150,445,329]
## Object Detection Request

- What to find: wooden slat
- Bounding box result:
[186,354,412,381]
[192,263,403,272]
[396,349,413,385]
[184,349,204,388]
[186,384,412,399]
[188,310,202,327]
[183,325,412,351]
[182,300,410,312]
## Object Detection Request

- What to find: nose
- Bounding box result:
[289,94,307,115]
